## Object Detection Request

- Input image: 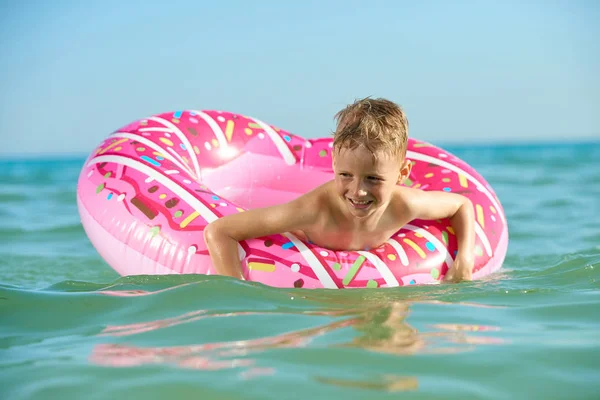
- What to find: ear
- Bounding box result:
[397,159,412,184]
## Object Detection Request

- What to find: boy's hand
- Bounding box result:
[443,254,474,283]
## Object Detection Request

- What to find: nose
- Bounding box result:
[350,179,368,197]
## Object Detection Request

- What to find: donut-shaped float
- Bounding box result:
[77,110,508,288]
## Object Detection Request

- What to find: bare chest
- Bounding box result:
[292,220,406,252]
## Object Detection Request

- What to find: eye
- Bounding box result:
[367,176,383,181]
[339,173,351,178]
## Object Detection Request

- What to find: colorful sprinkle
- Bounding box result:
[425,173,434,178]
[291,263,300,272]
[141,156,160,166]
[332,263,341,271]
[476,204,485,227]
[249,261,276,272]
[283,135,291,142]
[193,145,200,154]
[174,210,183,218]
[443,187,451,192]
[149,226,160,238]
[96,183,105,194]
[366,280,378,288]
[403,239,426,259]
[410,279,416,285]
[187,245,197,254]
[180,211,199,228]
[342,256,366,286]
[447,227,455,235]
[244,128,253,135]
[475,246,483,257]
[282,242,294,250]
[442,231,449,245]
[490,206,497,214]
[319,150,327,157]
[99,138,128,154]
[159,194,167,199]
[319,250,329,257]
[165,198,179,208]
[180,143,187,150]
[294,279,304,288]
[425,242,436,252]
[174,111,183,119]
[136,147,145,152]
[117,194,125,202]
[211,138,219,147]
[160,137,174,146]
[431,268,440,279]
[107,193,113,200]
[387,254,396,261]
[131,197,157,219]
[459,174,468,188]
[225,120,234,142]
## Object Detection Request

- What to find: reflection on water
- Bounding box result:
[315,375,419,393]
[90,290,505,391]
[340,302,505,355]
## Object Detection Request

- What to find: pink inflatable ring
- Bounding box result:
[77,110,508,288]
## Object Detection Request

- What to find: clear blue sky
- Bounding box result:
[1,0,598,156]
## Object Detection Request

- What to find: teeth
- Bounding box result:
[350,199,370,204]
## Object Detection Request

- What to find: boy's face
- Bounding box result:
[332,145,411,219]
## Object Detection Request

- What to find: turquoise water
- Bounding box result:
[1,142,599,399]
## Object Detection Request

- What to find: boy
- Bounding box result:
[204,97,475,283]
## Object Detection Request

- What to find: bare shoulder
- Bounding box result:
[391,185,471,221]
[282,180,333,213]
[390,185,419,213]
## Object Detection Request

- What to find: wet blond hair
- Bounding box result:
[333,97,409,159]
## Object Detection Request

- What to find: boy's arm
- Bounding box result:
[400,188,475,282]
[203,192,319,279]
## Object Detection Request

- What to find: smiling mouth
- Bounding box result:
[347,198,373,209]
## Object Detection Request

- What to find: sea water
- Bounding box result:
[1,142,599,399]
